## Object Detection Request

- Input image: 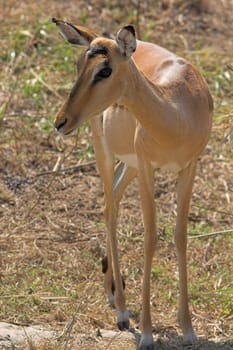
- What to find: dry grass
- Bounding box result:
[0,1,232,349]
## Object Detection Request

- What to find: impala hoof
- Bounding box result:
[138,345,154,350]
[139,334,154,350]
[183,331,197,345]
[117,310,129,330]
[117,320,130,330]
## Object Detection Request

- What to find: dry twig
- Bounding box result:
[189,229,233,239]
[35,160,96,177]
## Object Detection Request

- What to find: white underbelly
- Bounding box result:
[116,153,182,173]
[151,161,182,173]
[116,153,138,168]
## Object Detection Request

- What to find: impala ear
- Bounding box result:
[52,18,97,46]
[116,25,137,59]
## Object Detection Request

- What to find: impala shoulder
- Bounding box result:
[152,55,188,85]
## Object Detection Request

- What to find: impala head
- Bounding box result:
[52,18,137,135]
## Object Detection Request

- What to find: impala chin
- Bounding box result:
[62,127,76,136]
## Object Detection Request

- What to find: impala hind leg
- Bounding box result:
[100,162,129,329]
[102,162,137,314]
[175,161,197,344]
[102,165,134,329]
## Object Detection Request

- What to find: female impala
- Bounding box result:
[52,18,213,350]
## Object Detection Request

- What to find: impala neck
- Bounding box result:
[119,59,181,144]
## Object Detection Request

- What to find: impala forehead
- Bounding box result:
[87,44,108,59]
[89,37,119,57]
[76,49,110,78]
[77,42,109,66]
[76,38,117,72]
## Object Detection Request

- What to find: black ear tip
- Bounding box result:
[124,25,136,36]
[52,17,58,24]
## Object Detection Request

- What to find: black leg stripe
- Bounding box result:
[101,256,108,274]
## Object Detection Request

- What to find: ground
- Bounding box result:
[0,1,232,349]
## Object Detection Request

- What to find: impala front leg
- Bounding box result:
[91,118,129,329]
[91,117,114,305]
[138,159,157,350]
[175,161,197,344]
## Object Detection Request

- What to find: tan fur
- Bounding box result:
[53,20,213,349]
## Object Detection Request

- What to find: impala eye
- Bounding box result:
[93,67,112,84]
[99,67,112,78]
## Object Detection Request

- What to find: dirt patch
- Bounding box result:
[0,322,54,348]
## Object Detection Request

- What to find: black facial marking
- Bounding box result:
[93,65,112,84]
[88,45,108,59]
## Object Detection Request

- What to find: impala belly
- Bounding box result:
[116,153,138,168]
[151,161,182,173]
[103,105,187,173]
[115,153,182,173]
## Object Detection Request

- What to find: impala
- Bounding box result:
[52,18,213,350]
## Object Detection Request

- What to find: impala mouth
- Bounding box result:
[55,114,84,135]
[55,120,75,136]
[56,118,68,132]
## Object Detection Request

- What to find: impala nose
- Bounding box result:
[55,118,68,132]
